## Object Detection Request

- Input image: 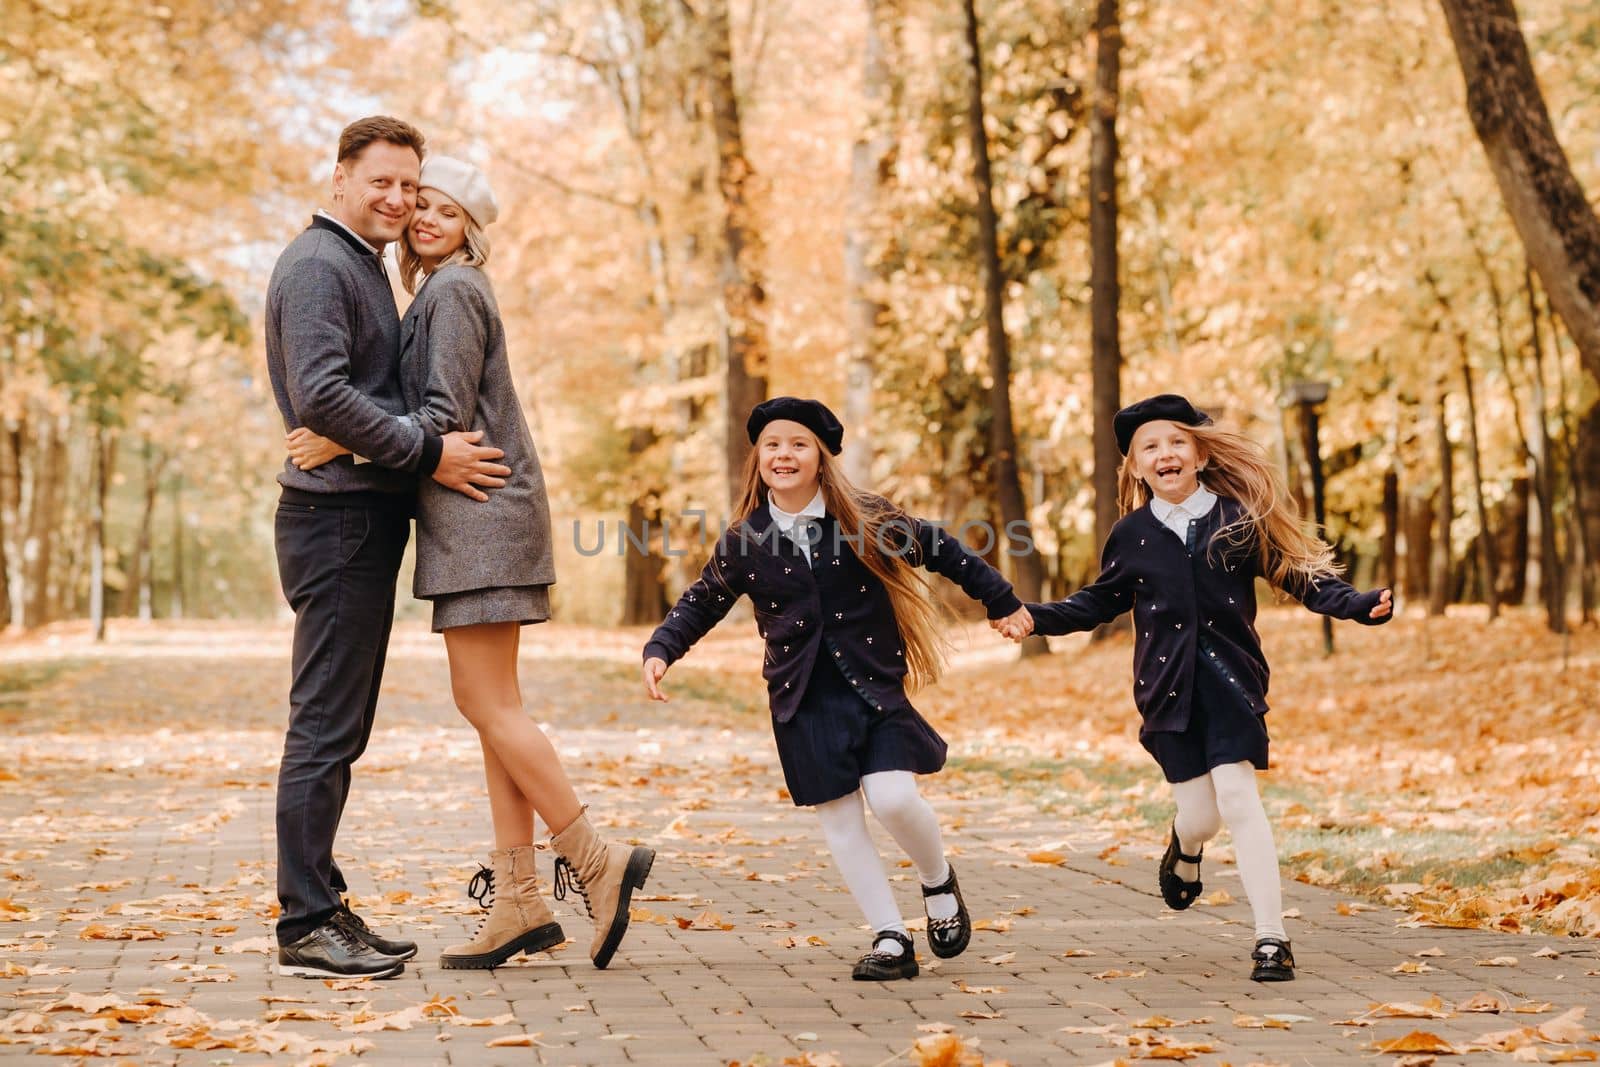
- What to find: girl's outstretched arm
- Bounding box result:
[642,529,747,671]
[1026,531,1134,636]
[901,514,1023,620]
[1274,560,1393,625]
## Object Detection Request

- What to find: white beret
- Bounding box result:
[419,155,499,227]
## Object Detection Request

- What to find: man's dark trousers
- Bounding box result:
[274,493,411,945]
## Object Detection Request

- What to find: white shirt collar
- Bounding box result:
[1150,484,1217,525]
[768,488,826,532]
[315,209,383,256]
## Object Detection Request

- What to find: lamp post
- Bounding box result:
[1285,381,1333,655]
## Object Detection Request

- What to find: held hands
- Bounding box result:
[434,430,511,502]
[1369,588,1394,620]
[285,428,350,470]
[990,605,1035,642]
[642,657,670,702]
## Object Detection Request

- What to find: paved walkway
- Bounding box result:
[1,624,1595,1065]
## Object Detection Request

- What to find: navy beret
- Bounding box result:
[1114,394,1211,455]
[746,397,845,455]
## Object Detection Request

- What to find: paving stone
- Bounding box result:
[3,629,1594,1064]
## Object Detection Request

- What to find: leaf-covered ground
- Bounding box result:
[0,609,1596,1065]
[911,606,1600,940]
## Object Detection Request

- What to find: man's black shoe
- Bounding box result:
[851,930,919,981]
[335,901,418,961]
[276,919,406,979]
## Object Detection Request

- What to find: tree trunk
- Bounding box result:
[701,0,771,505]
[619,480,667,627]
[1437,0,1600,383]
[621,483,670,625]
[1429,391,1454,616]
[129,439,164,620]
[1526,265,1566,631]
[170,465,185,619]
[1457,335,1499,617]
[1425,269,1498,616]
[1379,466,1399,591]
[23,413,67,628]
[619,197,672,621]
[843,0,900,485]
[1575,396,1600,621]
[1089,0,1122,557]
[89,423,116,642]
[0,417,16,630]
[1089,0,1127,642]
[1547,309,1592,624]
[1498,475,1530,602]
[1402,487,1435,604]
[959,0,1046,655]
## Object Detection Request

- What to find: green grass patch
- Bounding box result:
[0,659,86,727]
[0,659,78,697]
[946,746,1581,919]
[666,672,762,717]
[944,755,1071,782]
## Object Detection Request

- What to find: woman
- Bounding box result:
[288,156,654,971]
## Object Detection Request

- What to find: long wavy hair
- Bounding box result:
[397,199,492,295]
[730,439,950,691]
[1116,421,1339,589]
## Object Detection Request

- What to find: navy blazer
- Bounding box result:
[1027,496,1389,737]
[644,497,1023,724]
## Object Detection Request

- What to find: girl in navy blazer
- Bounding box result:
[1019,395,1392,982]
[643,398,1033,981]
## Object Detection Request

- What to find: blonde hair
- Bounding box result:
[397,208,492,294]
[1116,422,1339,589]
[730,439,951,691]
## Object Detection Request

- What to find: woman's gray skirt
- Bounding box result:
[429,584,552,633]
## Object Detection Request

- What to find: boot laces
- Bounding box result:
[551,857,593,919]
[466,866,495,912]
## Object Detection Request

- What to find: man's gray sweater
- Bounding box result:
[266,216,441,496]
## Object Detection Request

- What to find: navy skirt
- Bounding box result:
[772,649,947,807]
[1141,651,1269,784]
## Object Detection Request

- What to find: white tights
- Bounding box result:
[1169,761,1286,941]
[813,771,954,943]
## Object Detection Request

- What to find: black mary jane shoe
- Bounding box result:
[1250,937,1295,982]
[1157,824,1203,911]
[851,930,919,981]
[922,865,972,959]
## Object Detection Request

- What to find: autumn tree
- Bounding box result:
[1437,0,1600,387]
[956,0,1050,654]
[1089,0,1122,580]
[1,0,384,628]
[843,0,903,484]
[689,0,773,504]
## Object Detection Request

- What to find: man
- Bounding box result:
[264,116,510,979]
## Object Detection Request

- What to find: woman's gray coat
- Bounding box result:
[400,263,556,598]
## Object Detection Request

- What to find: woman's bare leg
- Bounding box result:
[443,622,583,835]
[480,743,535,848]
